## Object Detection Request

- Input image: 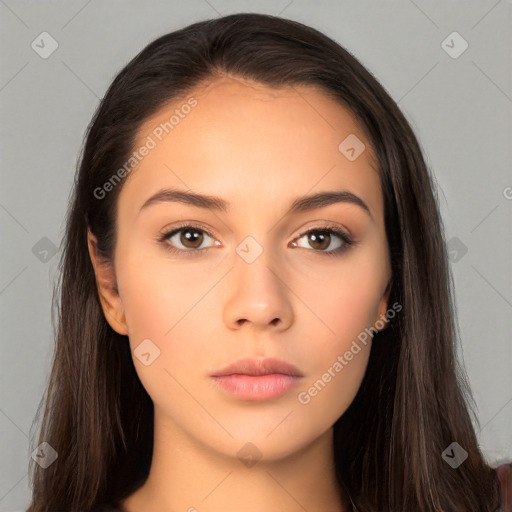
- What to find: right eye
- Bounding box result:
[159,224,219,256]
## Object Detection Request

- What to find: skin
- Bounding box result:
[88,76,392,512]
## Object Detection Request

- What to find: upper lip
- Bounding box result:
[211,357,304,377]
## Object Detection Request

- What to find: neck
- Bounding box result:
[120,408,350,512]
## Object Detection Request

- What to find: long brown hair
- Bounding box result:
[27,12,501,511]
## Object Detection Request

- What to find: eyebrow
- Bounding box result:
[138,187,373,220]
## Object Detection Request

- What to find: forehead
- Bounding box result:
[120,76,382,222]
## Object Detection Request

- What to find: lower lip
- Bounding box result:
[211,374,302,401]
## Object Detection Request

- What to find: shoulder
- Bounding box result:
[494,462,512,511]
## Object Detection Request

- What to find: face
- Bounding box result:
[89,76,392,462]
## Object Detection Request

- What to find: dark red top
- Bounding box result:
[496,463,512,511]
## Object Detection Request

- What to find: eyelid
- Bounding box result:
[159,220,352,239]
[159,220,218,240]
[293,221,353,240]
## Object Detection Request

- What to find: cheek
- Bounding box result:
[300,256,385,351]
[292,257,384,424]
[295,342,371,434]
[117,247,212,338]
[296,281,376,427]
[115,253,215,402]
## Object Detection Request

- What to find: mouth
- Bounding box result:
[210,357,304,401]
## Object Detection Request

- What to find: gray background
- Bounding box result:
[1,0,511,509]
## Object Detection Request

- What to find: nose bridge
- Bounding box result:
[222,234,294,330]
[235,235,282,300]
[237,240,278,290]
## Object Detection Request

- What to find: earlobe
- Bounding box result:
[87,230,129,336]
[373,277,393,332]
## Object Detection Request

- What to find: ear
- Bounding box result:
[371,276,393,332]
[87,229,129,336]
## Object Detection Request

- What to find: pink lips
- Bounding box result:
[210,357,304,401]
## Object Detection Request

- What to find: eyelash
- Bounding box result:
[158,222,354,258]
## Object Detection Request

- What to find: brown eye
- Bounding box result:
[306,230,331,251]
[179,228,204,249]
[162,226,216,252]
[291,226,354,257]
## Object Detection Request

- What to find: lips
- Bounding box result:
[210,357,304,401]
[210,357,304,378]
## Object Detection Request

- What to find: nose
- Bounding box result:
[222,250,294,332]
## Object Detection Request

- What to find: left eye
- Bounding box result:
[292,228,352,253]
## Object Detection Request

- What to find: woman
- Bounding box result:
[27,12,510,512]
